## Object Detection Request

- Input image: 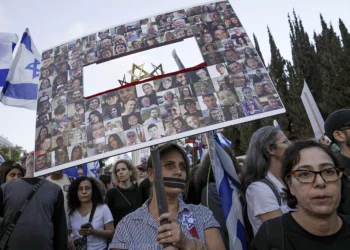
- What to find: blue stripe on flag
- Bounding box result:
[20,32,32,53]
[219,174,233,221]
[237,220,247,250]
[0,69,9,87]
[2,82,38,100]
[12,42,16,52]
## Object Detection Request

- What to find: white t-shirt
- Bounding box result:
[68,204,113,250]
[246,171,292,235]
[46,174,71,215]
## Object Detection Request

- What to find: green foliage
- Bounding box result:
[0,145,27,162]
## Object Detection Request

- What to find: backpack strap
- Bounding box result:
[265,216,284,250]
[259,178,281,206]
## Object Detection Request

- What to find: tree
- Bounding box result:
[253,33,266,67]
[0,145,27,162]
[339,19,350,55]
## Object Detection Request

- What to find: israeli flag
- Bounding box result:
[0,154,5,165]
[0,29,40,110]
[216,133,232,148]
[0,33,18,92]
[212,132,247,250]
[86,161,100,178]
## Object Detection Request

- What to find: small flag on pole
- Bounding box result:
[0,29,40,110]
[0,33,18,92]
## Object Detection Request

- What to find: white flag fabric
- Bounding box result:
[0,33,18,92]
[301,81,324,139]
[0,29,40,110]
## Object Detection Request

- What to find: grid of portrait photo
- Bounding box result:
[35,0,283,173]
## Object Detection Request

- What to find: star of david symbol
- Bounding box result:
[182,213,196,229]
[25,58,40,79]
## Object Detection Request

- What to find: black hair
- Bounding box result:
[89,110,103,124]
[86,97,101,110]
[148,123,158,131]
[0,161,25,185]
[281,140,348,209]
[71,145,83,160]
[236,37,248,46]
[67,177,104,215]
[99,174,112,189]
[108,133,125,149]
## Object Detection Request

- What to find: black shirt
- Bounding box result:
[338,153,350,215]
[106,183,142,227]
[251,213,350,250]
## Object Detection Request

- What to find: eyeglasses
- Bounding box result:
[271,139,291,146]
[289,167,344,184]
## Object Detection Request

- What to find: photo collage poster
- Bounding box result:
[35,0,285,175]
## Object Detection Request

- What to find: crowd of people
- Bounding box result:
[0,108,350,249]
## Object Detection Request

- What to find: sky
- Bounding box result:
[0,0,349,151]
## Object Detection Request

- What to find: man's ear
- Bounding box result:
[333,130,346,144]
[148,168,154,182]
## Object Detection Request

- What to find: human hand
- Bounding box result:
[25,152,34,177]
[68,236,76,250]
[318,135,330,146]
[157,213,195,250]
[78,224,94,236]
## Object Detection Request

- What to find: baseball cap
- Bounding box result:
[324,109,350,142]
[137,163,147,171]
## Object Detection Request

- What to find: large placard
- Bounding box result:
[35,0,285,176]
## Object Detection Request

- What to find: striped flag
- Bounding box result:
[0,33,18,92]
[216,133,232,148]
[0,29,40,110]
[211,132,247,250]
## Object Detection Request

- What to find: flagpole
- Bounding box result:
[303,92,324,135]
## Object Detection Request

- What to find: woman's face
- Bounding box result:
[229,106,238,114]
[194,16,200,22]
[165,92,173,100]
[182,87,190,97]
[41,79,50,89]
[90,114,99,124]
[78,180,92,203]
[201,84,209,92]
[232,73,246,87]
[125,100,136,112]
[119,86,136,103]
[42,69,51,78]
[203,33,213,43]
[89,98,99,110]
[72,148,81,160]
[225,19,232,27]
[243,88,253,99]
[41,138,51,151]
[92,123,104,139]
[287,147,342,217]
[115,163,131,183]
[102,50,112,59]
[86,52,96,64]
[75,133,82,142]
[218,90,237,106]
[6,168,23,183]
[247,58,259,69]
[109,136,119,150]
[40,128,48,139]
[186,102,196,112]
[116,45,126,54]
[110,107,118,117]
[231,17,239,24]
[58,124,67,133]
[72,79,81,89]
[166,32,174,41]
[265,84,275,94]
[211,110,222,121]
[162,79,172,89]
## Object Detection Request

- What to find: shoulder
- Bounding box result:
[117,206,145,227]
[246,181,277,202]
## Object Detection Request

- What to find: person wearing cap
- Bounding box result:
[126,130,139,146]
[244,99,262,116]
[137,163,148,184]
[325,109,350,215]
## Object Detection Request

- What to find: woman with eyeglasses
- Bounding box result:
[242,126,292,236]
[251,140,350,250]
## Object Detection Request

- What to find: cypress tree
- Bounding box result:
[253,33,266,67]
[339,19,350,53]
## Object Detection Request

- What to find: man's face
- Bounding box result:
[106,95,117,105]
[173,119,182,129]
[214,30,228,40]
[72,69,82,78]
[150,109,158,118]
[71,50,80,58]
[116,45,126,54]
[74,116,82,127]
[268,99,279,109]
[55,113,64,121]
[102,49,112,59]
[229,62,243,74]
[40,114,49,125]
[203,95,217,109]
[256,70,262,76]
[217,66,225,75]
[232,73,246,87]
[142,97,150,107]
[149,126,160,139]
[210,12,220,22]
[162,79,172,89]
[128,115,138,126]
[176,74,187,85]
[56,138,64,146]
[197,70,208,80]
[185,102,196,112]
[98,30,109,40]
[177,31,186,38]
[58,96,66,105]
[247,58,259,69]
[225,50,240,62]
[247,102,255,111]
[101,39,112,50]
[89,99,99,110]
[72,90,82,101]
[208,53,222,65]
[186,116,200,129]
[78,169,84,177]
[243,88,253,99]
[72,79,81,89]
[142,84,153,95]
[119,86,136,103]
[168,106,181,118]
[255,82,264,95]
[75,103,83,112]
[36,155,47,170]
[218,90,237,106]
[175,19,186,28]
[133,41,141,49]
[127,133,137,143]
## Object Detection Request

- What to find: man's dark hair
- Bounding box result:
[148,123,158,131]
[202,93,215,99]
[99,174,112,189]
[67,177,104,215]
[281,140,348,209]
[142,83,152,89]
[54,105,66,115]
